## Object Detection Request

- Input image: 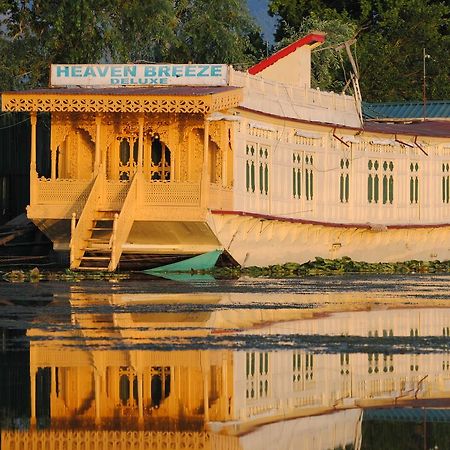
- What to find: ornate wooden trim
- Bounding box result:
[1,90,243,114]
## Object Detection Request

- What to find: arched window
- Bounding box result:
[150,136,171,181]
[118,137,138,180]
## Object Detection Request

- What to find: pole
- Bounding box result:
[422,49,430,121]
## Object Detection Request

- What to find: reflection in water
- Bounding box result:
[1,286,450,449]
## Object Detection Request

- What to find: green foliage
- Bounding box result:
[0,0,262,89]
[268,0,450,101]
[173,0,262,66]
[357,0,450,101]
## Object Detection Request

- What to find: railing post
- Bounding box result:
[70,212,76,265]
[94,115,101,176]
[110,213,119,270]
[138,115,144,174]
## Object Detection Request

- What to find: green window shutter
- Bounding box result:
[382,175,388,204]
[297,168,301,198]
[415,177,419,203]
[264,164,269,195]
[251,161,255,192]
[374,175,379,203]
[293,168,296,197]
[246,161,249,192]
[345,174,350,203]
[410,177,414,203]
[306,169,310,200]
[368,175,373,203]
[443,176,446,203]
[340,174,344,203]
[259,163,263,194]
[445,175,450,203]
[310,171,314,200]
[388,175,394,204]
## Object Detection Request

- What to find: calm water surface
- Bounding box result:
[1,274,450,449]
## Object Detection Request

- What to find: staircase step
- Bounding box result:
[90,227,113,231]
[77,266,110,271]
[88,237,110,242]
[82,256,111,261]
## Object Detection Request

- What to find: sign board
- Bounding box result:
[50,64,229,87]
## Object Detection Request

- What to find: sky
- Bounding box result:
[247,0,277,44]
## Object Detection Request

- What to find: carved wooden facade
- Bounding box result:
[1,87,242,271]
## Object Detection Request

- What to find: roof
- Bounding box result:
[238,105,450,139]
[363,101,450,121]
[248,33,326,75]
[1,85,242,114]
[364,408,450,423]
[364,120,450,138]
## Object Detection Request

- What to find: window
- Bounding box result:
[246,143,269,195]
[410,162,419,204]
[150,137,171,181]
[368,159,379,204]
[259,146,269,195]
[292,152,302,199]
[245,144,256,193]
[293,352,314,390]
[340,158,350,203]
[305,154,314,201]
[246,352,269,399]
[382,160,394,204]
[118,137,138,180]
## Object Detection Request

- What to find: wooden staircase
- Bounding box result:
[70,171,139,272]
[78,210,118,271]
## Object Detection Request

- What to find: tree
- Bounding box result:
[356,0,450,101]
[0,0,262,89]
[173,0,262,66]
[268,0,450,101]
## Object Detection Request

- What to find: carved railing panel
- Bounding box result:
[36,178,92,208]
[142,182,201,206]
[102,180,130,210]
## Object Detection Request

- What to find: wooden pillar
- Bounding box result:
[30,112,38,204]
[95,371,101,424]
[202,351,210,422]
[30,112,37,175]
[94,115,101,175]
[201,119,210,208]
[137,372,144,422]
[138,116,144,173]
[221,124,228,188]
[51,148,57,180]
[30,368,37,426]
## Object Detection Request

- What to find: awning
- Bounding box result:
[1,85,243,114]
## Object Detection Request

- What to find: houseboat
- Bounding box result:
[2,32,450,271]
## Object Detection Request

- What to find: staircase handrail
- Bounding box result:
[109,171,139,271]
[70,172,105,269]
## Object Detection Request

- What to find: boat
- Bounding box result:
[2,32,450,271]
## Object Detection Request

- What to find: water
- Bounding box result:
[1,274,450,449]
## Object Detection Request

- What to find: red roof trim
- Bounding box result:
[248,33,326,75]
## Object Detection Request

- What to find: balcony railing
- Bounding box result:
[32,177,205,214]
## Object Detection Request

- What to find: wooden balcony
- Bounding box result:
[27,176,233,222]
